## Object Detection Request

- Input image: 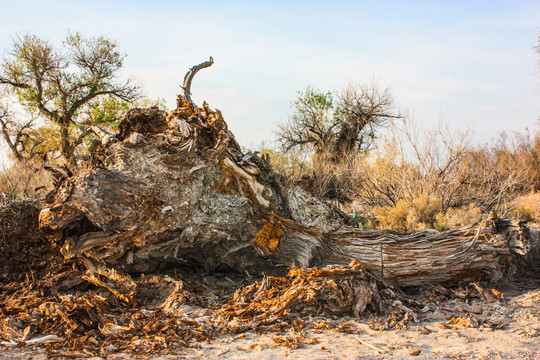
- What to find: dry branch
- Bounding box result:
[181,57,214,106]
[39,94,348,274]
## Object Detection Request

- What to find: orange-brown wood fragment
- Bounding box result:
[253,215,327,268]
[254,215,325,253]
[253,215,286,252]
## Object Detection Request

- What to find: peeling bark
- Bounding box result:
[253,215,534,286]
[36,83,535,284]
[39,95,349,274]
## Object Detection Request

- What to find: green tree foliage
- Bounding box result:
[276,87,337,156]
[276,82,398,163]
[0,32,140,168]
[275,82,398,203]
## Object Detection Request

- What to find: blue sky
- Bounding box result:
[0,0,539,149]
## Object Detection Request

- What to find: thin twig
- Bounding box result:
[355,337,386,354]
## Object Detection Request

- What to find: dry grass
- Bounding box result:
[507,192,540,221]
[273,117,539,231]
[0,162,51,204]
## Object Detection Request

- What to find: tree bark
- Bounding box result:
[39,95,351,275]
[253,215,534,286]
[181,57,214,106]
[38,94,535,285]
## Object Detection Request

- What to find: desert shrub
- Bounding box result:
[350,117,473,210]
[373,194,442,231]
[505,192,540,221]
[351,120,539,230]
[263,144,363,204]
[457,131,539,210]
[308,151,362,203]
[434,203,482,231]
[274,98,538,230]
[373,195,483,232]
[0,162,51,203]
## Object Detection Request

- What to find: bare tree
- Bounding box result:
[276,82,398,163]
[350,116,474,211]
[0,33,140,168]
[334,82,399,155]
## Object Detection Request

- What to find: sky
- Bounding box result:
[0,0,539,151]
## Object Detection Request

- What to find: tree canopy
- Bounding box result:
[276,82,399,163]
[0,33,140,168]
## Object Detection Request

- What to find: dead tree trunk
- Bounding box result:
[253,215,533,286]
[38,93,535,284]
[39,98,294,273]
[37,61,535,285]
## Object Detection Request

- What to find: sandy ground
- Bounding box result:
[1,286,538,360]
[191,287,540,360]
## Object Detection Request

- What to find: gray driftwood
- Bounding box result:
[253,215,534,286]
[181,56,214,106]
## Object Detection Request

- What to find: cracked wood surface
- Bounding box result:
[253,215,534,286]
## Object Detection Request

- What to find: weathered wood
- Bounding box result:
[35,66,535,285]
[38,94,535,284]
[181,57,214,106]
[38,95,349,274]
[253,215,533,286]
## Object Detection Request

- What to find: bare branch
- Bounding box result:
[181,57,214,105]
[76,118,115,145]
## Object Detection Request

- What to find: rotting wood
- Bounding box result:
[36,58,351,274]
[37,93,535,284]
[38,92,347,274]
[253,214,534,287]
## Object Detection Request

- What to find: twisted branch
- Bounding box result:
[181,57,214,106]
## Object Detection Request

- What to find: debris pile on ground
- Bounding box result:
[0,272,222,355]
[0,200,63,282]
[0,266,219,356]
[0,260,418,356]
[215,261,418,333]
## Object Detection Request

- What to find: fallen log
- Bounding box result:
[36,60,535,285]
[253,215,534,286]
